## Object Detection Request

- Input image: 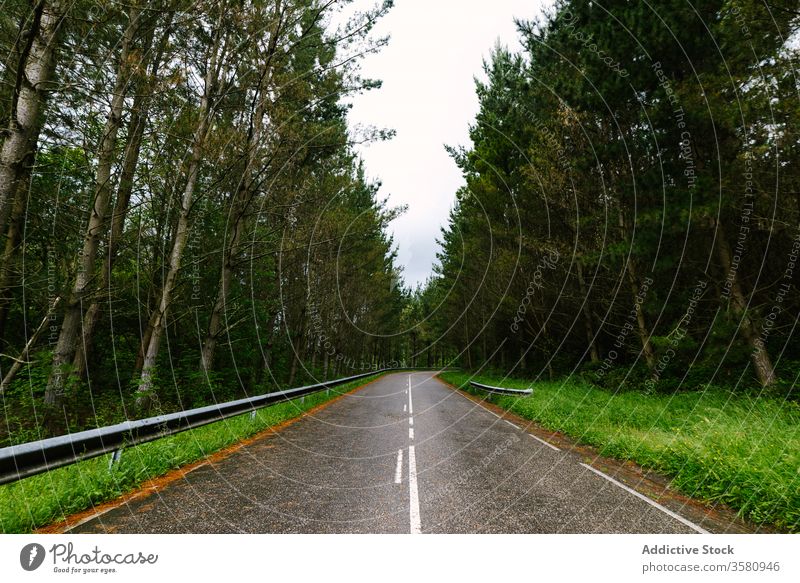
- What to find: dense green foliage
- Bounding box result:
[441,371,800,532]
[420,1,800,394]
[0,1,408,443]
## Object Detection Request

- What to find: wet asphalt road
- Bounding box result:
[70,372,703,534]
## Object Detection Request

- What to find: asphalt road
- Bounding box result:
[69,372,706,534]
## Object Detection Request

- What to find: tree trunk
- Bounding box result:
[72,17,163,380]
[463,303,472,369]
[715,221,776,386]
[625,255,656,371]
[0,174,30,344]
[45,6,141,404]
[0,297,60,393]
[481,305,487,363]
[540,320,555,380]
[137,16,227,404]
[199,189,247,373]
[257,310,279,386]
[0,0,67,234]
[619,210,656,370]
[199,2,283,373]
[576,259,600,363]
[137,116,211,400]
[288,336,302,386]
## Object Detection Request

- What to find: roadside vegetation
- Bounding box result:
[439,371,800,533]
[0,373,383,534]
[0,0,405,447]
[410,1,800,394]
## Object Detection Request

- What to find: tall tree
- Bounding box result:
[45,3,146,403]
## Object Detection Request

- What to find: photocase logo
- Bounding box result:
[20,543,46,571]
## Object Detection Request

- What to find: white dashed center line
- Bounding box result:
[394,449,403,484]
[407,377,413,415]
[408,375,421,534]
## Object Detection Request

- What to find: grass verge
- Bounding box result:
[0,374,384,533]
[439,371,800,533]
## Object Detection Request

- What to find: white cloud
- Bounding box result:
[346,0,550,288]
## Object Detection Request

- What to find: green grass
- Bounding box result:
[0,374,383,533]
[439,371,800,533]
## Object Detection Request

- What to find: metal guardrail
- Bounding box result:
[469,381,533,396]
[0,369,394,486]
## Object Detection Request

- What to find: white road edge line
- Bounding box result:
[446,379,504,421]
[504,419,519,429]
[529,433,560,452]
[580,463,709,534]
[394,449,403,484]
[409,427,414,440]
[63,460,209,533]
[409,417,413,426]
[408,445,421,534]
[443,378,562,453]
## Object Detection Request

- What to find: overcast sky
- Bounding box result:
[345,0,549,289]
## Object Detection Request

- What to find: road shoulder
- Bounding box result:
[435,374,762,534]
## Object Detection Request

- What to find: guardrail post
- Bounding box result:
[108,449,122,470]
